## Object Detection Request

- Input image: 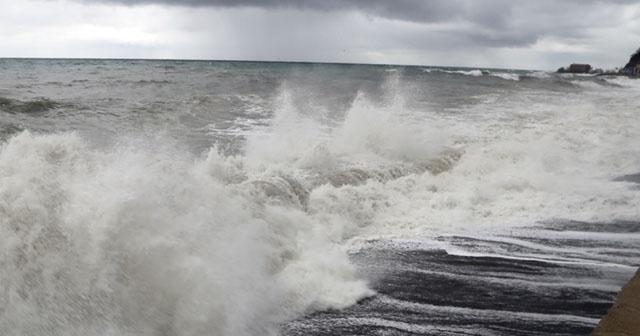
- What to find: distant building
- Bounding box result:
[557,63,592,74]
[569,63,591,73]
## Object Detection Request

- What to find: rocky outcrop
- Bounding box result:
[591,268,640,336]
[622,48,640,69]
[619,48,640,76]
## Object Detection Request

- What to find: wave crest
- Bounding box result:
[0,131,373,335]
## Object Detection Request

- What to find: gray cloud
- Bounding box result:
[73,0,636,49]
[9,0,639,68]
[79,0,464,23]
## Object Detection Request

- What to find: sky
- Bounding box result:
[2,0,640,70]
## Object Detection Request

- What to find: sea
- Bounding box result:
[0,58,639,336]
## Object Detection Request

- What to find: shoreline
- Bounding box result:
[592,267,640,335]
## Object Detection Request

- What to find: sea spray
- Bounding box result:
[245,81,450,170]
[0,131,372,335]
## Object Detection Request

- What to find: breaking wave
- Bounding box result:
[2,63,640,335]
[0,82,455,335]
[490,72,520,81]
[422,68,521,81]
[0,130,377,335]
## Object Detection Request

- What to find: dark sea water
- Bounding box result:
[0,58,639,335]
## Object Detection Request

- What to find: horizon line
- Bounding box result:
[0,56,540,71]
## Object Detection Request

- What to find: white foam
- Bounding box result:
[453,69,484,77]
[601,75,640,89]
[429,68,486,77]
[0,131,373,335]
[571,80,606,89]
[490,72,520,81]
[3,69,640,333]
[528,71,551,79]
[377,296,602,325]
[297,91,640,240]
[244,84,450,170]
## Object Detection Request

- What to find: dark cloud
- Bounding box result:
[75,0,635,47]
[83,0,640,8]
[43,0,638,68]
[81,0,464,23]
[75,0,633,33]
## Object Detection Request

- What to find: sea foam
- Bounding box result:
[0,130,372,335]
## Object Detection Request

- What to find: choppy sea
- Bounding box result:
[1,58,639,335]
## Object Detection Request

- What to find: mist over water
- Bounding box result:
[1,59,639,335]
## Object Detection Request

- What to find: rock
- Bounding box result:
[622,48,640,69]
[619,48,640,76]
[591,268,640,336]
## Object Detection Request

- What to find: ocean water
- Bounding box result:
[0,58,639,335]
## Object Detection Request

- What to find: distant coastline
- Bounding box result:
[557,47,640,76]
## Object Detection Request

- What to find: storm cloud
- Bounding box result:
[70,0,639,49]
[3,0,640,69]
[76,0,637,26]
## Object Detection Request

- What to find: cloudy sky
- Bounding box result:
[2,0,639,70]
